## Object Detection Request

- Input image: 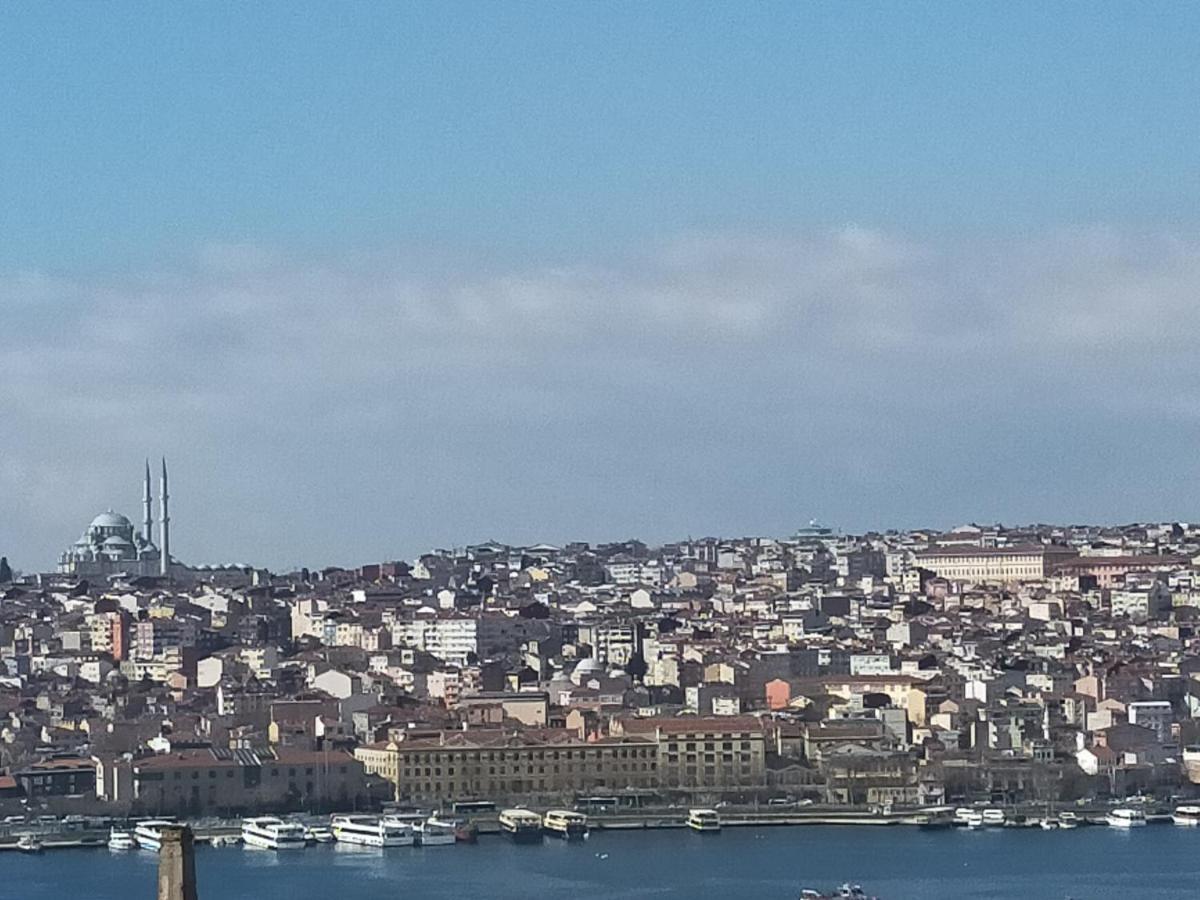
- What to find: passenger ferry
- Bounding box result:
[331,814,413,847]
[1057,811,1079,829]
[241,816,308,850]
[1173,805,1200,826]
[542,809,588,840]
[415,816,457,846]
[16,835,43,853]
[686,808,721,832]
[981,808,1006,827]
[498,809,545,844]
[133,819,176,851]
[107,828,137,851]
[962,811,985,830]
[1106,808,1147,828]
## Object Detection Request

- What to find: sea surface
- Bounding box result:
[6,825,1200,900]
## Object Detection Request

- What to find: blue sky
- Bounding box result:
[4,4,1200,570]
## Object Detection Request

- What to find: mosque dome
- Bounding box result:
[103,535,133,547]
[91,511,133,530]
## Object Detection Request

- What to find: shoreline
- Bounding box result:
[0,810,1177,852]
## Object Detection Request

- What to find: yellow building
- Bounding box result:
[355,728,659,802]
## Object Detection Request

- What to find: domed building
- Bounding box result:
[59,460,175,579]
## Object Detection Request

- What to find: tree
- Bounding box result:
[0,557,11,583]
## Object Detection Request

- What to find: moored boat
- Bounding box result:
[1057,811,1080,829]
[108,828,137,851]
[498,809,544,844]
[981,809,1006,827]
[1106,808,1146,828]
[133,819,175,851]
[332,814,413,847]
[1173,805,1200,826]
[542,809,588,840]
[415,816,457,846]
[962,811,984,830]
[241,816,307,850]
[17,835,43,853]
[306,825,334,844]
[686,808,721,832]
[453,819,478,843]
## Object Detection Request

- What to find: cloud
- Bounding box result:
[4,225,1200,570]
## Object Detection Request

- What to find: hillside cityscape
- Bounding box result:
[4,472,1200,822]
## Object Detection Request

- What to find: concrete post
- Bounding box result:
[157,825,199,900]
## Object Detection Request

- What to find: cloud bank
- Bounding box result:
[4,226,1200,571]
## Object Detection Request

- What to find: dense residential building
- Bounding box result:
[7,516,1200,817]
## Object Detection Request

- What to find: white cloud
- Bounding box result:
[4,226,1200,570]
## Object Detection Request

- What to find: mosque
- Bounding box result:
[58,459,175,579]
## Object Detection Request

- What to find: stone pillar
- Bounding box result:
[157,825,199,900]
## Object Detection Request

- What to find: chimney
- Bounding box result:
[157,825,199,900]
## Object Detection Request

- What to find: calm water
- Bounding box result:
[7,825,1200,900]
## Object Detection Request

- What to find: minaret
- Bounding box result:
[143,459,154,544]
[159,458,170,576]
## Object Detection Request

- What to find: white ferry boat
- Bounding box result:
[415,816,457,846]
[498,809,545,844]
[1106,808,1147,828]
[241,816,308,850]
[16,835,43,853]
[981,808,1006,827]
[133,819,176,851]
[962,811,984,830]
[108,828,137,851]
[331,814,413,847]
[542,809,588,840]
[1173,805,1200,826]
[686,808,721,832]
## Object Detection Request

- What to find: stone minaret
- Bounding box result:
[157,825,199,900]
[143,459,154,544]
[159,458,170,576]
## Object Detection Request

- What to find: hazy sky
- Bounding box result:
[4,4,1200,571]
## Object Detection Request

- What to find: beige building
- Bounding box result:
[914,544,1076,583]
[356,728,658,802]
[615,716,768,792]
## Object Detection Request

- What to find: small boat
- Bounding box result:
[799,884,879,900]
[1039,818,1058,830]
[981,809,1006,827]
[241,816,307,850]
[686,808,721,832]
[108,828,137,850]
[542,809,588,840]
[17,835,43,853]
[133,819,176,851]
[498,809,544,844]
[1057,811,1079,829]
[1106,808,1146,828]
[1173,805,1200,826]
[306,825,334,844]
[962,811,984,830]
[415,816,457,847]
